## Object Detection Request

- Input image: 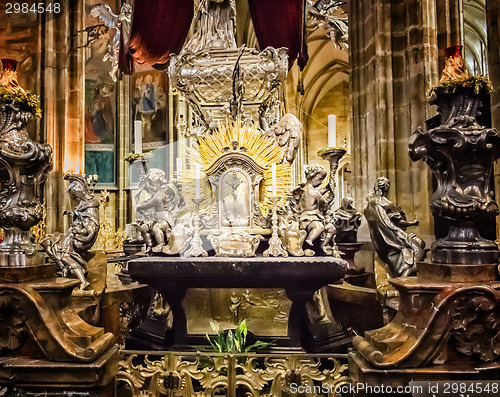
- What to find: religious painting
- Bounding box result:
[220,170,251,228]
[132,69,168,150]
[85,79,115,145]
[84,0,118,186]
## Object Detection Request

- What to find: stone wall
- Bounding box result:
[306,81,350,167]
[487,0,500,129]
[349,0,451,241]
[486,0,500,238]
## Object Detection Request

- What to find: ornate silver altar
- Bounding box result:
[169,47,288,132]
[205,141,267,231]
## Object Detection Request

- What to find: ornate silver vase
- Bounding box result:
[0,102,53,265]
[410,85,500,265]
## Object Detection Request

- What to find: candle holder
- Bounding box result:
[86,174,98,194]
[317,147,347,195]
[264,196,288,257]
[185,198,208,257]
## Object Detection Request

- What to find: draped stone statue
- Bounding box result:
[334,197,362,243]
[183,0,237,52]
[364,177,426,277]
[41,174,100,289]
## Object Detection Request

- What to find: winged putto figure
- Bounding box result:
[261,113,303,165]
[90,3,132,81]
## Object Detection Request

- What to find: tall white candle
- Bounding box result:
[134,120,142,154]
[176,157,182,173]
[195,164,201,199]
[272,163,277,197]
[328,114,336,148]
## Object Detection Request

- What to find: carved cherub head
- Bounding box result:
[142,168,168,193]
[304,164,327,188]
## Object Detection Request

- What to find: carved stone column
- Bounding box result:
[486,0,500,238]
[349,0,439,241]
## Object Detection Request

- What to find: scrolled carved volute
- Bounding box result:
[409,86,500,265]
[0,103,53,265]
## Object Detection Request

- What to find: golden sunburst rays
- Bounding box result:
[175,153,213,216]
[183,120,291,214]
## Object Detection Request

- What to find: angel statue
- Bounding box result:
[288,165,338,255]
[133,168,190,255]
[41,174,100,290]
[364,177,426,277]
[90,3,132,82]
[261,112,303,165]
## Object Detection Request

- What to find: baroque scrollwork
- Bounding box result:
[450,290,500,362]
[409,83,500,265]
[353,284,500,368]
[0,290,27,352]
[117,352,350,397]
[208,231,262,257]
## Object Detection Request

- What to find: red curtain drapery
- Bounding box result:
[124,0,308,72]
[247,0,308,69]
[127,0,194,70]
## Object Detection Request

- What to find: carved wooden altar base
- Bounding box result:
[349,261,500,396]
[0,263,118,393]
[128,256,347,350]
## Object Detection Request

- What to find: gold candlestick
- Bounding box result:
[317,147,347,198]
[264,196,288,257]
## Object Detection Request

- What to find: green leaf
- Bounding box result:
[210,321,219,334]
[245,340,274,352]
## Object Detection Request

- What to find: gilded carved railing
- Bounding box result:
[116,350,350,397]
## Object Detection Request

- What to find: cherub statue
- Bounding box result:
[41,174,100,290]
[364,177,426,277]
[134,169,172,254]
[90,3,132,82]
[289,164,337,255]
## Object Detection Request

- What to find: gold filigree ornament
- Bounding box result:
[117,351,351,396]
[184,119,291,215]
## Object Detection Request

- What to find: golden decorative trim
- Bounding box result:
[185,120,291,215]
[117,351,350,396]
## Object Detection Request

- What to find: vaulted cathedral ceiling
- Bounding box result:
[463,0,487,75]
